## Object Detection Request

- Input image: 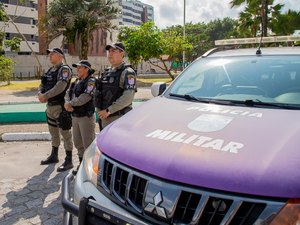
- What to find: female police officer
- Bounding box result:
[64,60,96,175]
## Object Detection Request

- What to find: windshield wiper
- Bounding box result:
[169,93,233,105]
[241,99,300,109]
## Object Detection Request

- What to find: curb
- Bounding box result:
[1,132,51,142]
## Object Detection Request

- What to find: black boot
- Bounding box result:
[57,151,73,172]
[72,157,82,176]
[41,147,59,165]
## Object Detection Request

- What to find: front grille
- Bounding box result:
[128,175,147,212]
[98,155,285,225]
[113,167,129,203]
[174,191,201,224]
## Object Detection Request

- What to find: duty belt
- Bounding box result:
[47,101,64,106]
[72,111,94,118]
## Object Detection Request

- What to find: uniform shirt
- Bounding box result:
[99,62,136,114]
[65,77,96,107]
[39,64,72,100]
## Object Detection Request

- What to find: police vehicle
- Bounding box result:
[62,36,300,225]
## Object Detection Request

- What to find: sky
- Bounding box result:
[141,0,300,29]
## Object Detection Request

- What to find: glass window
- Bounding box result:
[167,55,300,106]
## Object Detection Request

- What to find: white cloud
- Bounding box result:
[142,0,300,29]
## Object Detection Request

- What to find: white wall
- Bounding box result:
[7,54,167,79]
[7,55,110,78]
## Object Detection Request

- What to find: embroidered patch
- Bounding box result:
[62,69,69,79]
[109,77,115,83]
[86,81,95,94]
[127,75,135,85]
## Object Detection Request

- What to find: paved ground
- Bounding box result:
[0,86,154,224]
[0,141,77,225]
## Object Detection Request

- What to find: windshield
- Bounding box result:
[167,55,300,108]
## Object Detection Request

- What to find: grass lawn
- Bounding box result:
[0,80,40,91]
[0,77,172,91]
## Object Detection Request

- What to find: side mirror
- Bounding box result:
[151,82,167,97]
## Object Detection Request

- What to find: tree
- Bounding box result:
[118,21,192,80]
[164,18,238,62]
[1,1,43,77]
[237,4,262,37]
[0,55,15,84]
[270,9,300,35]
[0,3,19,84]
[230,0,283,37]
[0,3,21,52]
[42,0,118,60]
[164,23,209,62]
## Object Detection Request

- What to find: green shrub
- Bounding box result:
[0,56,15,84]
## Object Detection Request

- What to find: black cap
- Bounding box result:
[72,60,95,75]
[47,48,64,57]
[72,60,92,70]
[105,42,125,52]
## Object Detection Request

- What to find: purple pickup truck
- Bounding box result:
[62,43,300,225]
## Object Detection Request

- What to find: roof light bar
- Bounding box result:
[215,35,300,46]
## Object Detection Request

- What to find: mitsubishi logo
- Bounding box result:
[144,191,167,218]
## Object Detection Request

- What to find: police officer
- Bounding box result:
[38,48,73,172]
[94,42,137,129]
[64,60,96,175]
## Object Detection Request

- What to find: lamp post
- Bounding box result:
[183,0,186,69]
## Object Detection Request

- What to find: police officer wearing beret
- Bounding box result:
[38,48,73,172]
[94,42,137,129]
[64,60,96,175]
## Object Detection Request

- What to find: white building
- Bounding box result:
[0,0,39,54]
[0,0,154,56]
[118,0,154,26]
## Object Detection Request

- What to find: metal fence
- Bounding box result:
[10,71,42,81]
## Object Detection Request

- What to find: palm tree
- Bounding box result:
[41,0,118,59]
[230,0,276,37]
[238,4,261,37]
[270,9,300,36]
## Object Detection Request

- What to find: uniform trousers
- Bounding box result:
[46,104,73,152]
[72,114,96,158]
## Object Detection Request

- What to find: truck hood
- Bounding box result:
[97,97,300,198]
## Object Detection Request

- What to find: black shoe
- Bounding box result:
[72,157,82,176]
[41,147,59,165]
[57,160,73,172]
[57,151,73,172]
[72,165,80,175]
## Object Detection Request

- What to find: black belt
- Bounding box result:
[72,111,94,118]
[48,101,64,106]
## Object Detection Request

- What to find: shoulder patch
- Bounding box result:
[85,78,96,95]
[124,72,136,90]
[59,67,71,81]
[127,74,135,85]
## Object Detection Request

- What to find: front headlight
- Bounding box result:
[82,139,102,186]
[269,198,300,225]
